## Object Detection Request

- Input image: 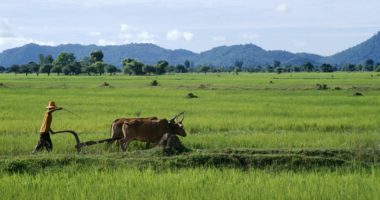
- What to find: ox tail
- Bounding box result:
[109,122,117,144]
[110,122,114,138]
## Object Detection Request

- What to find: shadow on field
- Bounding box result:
[1,148,379,174]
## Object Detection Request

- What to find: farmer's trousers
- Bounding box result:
[33,132,53,152]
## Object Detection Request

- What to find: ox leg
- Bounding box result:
[145,142,151,149]
[120,137,133,152]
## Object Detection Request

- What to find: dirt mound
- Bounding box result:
[0,82,7,88]
[353,92,363,96]
[99,82,112,88]
[186,93,198,98]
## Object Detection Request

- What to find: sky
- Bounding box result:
[0,0,380,56]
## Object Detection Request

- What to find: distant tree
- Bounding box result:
[38,54,44,66]
[184,60,191,69]
[53,52,76,73]
[45,55,54,65]
[123,58,145,75]
[71,61,82,75]
[364,59,375,71]
[51,65,62,76]
[105,64,118,75]
[80,57,92,75]
[234,60,243,74]
[143,65,156,75]
[290,66,301,72]
[356,64,363,71]
[28,62,40,75]
[155,60,169,75]
[233,67,240,75]
[86,65,97,75]
[62,66,71,75]
[320,63,334,72]
[166,65,175,73]
[273,60,281,68]
[275,67,285,74]
[342,64,356,72]
[38,54,53,66]
[8,64,20,75]
[20,64,31,76]
[90,50,104,63]
[39,54,54,75]
[267,65,274,73]
[91,61,106,75]
[256,65,263,72]
[61,62,81,75]
[40,64,53,76]
[303,62,314,72]
[0,66,5,73]
[199,65,210,75]
[375,65,380,72]
[234,60,243,69]
[175,64,187,73]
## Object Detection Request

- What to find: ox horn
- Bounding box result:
[178,113,185,123]
[169,111,185,122]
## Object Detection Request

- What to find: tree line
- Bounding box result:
[0,50,380,76]
[2,50,119,76]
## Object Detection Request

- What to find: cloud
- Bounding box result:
[0,17,14,38]
[0,17,57,52]
[0,17,30,50]
[293,41,307,47]
[120,24,138,33]
[275,3,289,13]
[98,39,116,46]
[120,23,156,43]
[166,30,193,41]
[212,36,226,42]
[88,31,101,36]
[241,33,261,41]
[136,31,156,43]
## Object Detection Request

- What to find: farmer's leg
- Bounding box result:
[33,134,46,153]
[44,133,53,152]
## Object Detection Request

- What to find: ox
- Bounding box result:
[119,112,186,151]
[110,117,158,141]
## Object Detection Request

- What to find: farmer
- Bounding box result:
[33,101,62,153]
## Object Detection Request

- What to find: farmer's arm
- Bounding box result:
[48,107,63,114]
[48,107,62,134]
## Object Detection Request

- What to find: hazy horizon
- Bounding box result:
[1,0,380,56]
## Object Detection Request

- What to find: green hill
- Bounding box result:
[1,32,380,67]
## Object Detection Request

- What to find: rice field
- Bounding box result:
[1,167,379,200]
[0,72,380,199]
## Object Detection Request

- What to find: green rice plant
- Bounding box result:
[0,167,379,200]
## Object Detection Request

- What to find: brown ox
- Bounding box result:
[110,117,158,141]
[119,112,186,151]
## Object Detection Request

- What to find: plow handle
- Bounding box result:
[52,130,82,153]
[51,130,122,153]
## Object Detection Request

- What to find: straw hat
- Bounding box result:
[46,101,57,109]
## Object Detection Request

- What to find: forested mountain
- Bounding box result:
[322,32,380,65]
[1,32,380,67]
[0,43,197,67]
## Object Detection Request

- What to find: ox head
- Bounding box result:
[168,111,186,137]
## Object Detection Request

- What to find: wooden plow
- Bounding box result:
[52,130,121,153]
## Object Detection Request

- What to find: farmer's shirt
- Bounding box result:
[39,110,54,133]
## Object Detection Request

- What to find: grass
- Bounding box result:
[1,72,380,199]
[1,73,380,154]
[0,167,379,200]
